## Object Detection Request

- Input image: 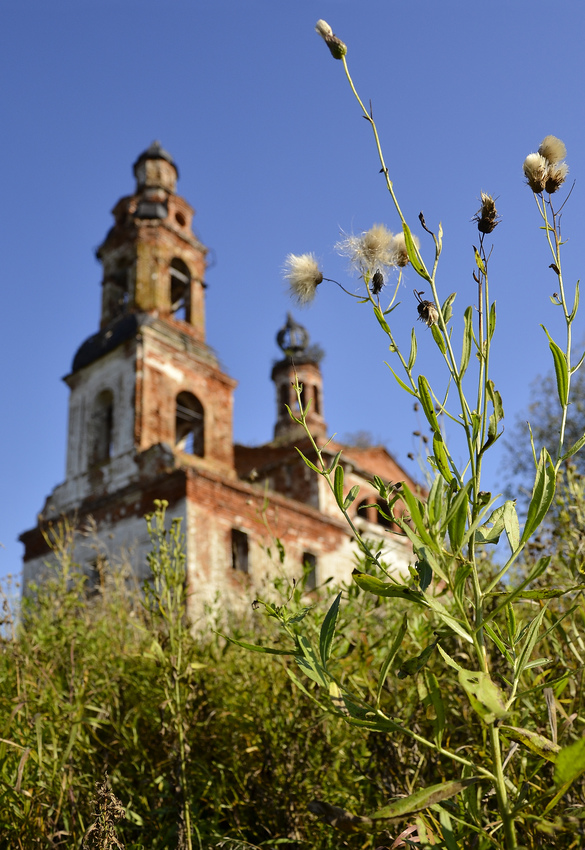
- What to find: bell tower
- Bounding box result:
[24,143,237,542]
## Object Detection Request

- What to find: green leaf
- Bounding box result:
[319,592,341,666]
[560,431,585,463]
[458,669,508,723]
[223,635,297,655]
[423,669,445,746]
[520,448,556,544]
[373,305,392,335]
[444,482,471,552]
[296,635,328,687]
[500,726,560,763]
[473,246,486,275]
[433,433,453,482]
[326,450,343,474]
[387,363,417,396]
[334,464,344,509]
[408,327,417,371]
[503,500,520,552]
[371,778,481,821]
[425,596,473,644]
[486,557,551,623]
[294,447,322,474]
[514,604,549,681]
[399,481,436,548]
[397,637,439,679]
[352,571,427,605]
[542,325,569,408]
[441,292,456,324]
[416,557,433,592]
[488,301,497,340]
[376,614,408,706]
[402,221,430,280]
[343,484,360,510]
[418,375,440,433]
[555,737,585,787]
[431,324,446,354]
[569,279,580,322]
[460,306,473,377]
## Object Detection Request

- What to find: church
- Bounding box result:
[20,143,419,617]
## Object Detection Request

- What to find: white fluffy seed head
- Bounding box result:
[545,161,569,194]
[336,224,397,274]
[539,135,567,165]
[315,19,333,38]
[283,253,323,305]
[523,153,549,193]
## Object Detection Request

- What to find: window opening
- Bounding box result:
[231,529,249,573]
[175,392,204,457]
[313,385,320,415]
[357,499,371,521]
[376,499,394,529]
[170,258,191,322]
[91,389,114,465]
[302,552,317,591]
[279,383,289,414]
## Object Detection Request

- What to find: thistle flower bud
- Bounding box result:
[473,192,500,234]
[372,269,384,295]
[523,153,549,193]
[538,135,567,165]
[315,19,347,59]
[414,290,438,327]
[390,232,413,267]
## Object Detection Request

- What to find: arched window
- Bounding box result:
[170,258,191,322]
[175,391,204,456]
[356,499,371,521]
[376,499,394,530]
[279,383,289,414]
[313,385,321,415]
[91,389,114,465]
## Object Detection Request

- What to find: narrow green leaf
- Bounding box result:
[484,557,551,625]
[408,327,417,371]
[423,670,445,746]
[371,778,480,821]
[296,635,328,687]
[486,380,504,423]
[376,614,408,706]
[555,737,585,787]
[503,500,520,552]
[488,301,497,340]
[458,669,508,723]
[418,375,440,433]
[397,638,438,679]
[520,448,556,544]
[431,324,446,354]
[432,433,452,482]
[425,596,473,643]
[373,305,392,335]
[326,450,343,474]
[333,464,344,509]
[500,726,560,763]
[569,279,580,322]
[474,247,486,275]
[403,221,430,280]
[343,484,360,511]
[514,604,549,681]
[387,363,417,396]
[542,325,569,407]
[437,644,463,671]
[352,570,427,605]
[223,635,297,655]
[460,306,473,377]
[560,431,585,463]
[294,447,322,474]
[319,592,341,666]
[427,474,444,528]
[400,481,436,548]
[441,292,456,324]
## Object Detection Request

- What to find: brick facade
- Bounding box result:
[20,143,421,617]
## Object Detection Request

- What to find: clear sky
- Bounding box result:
[2,1,585,583]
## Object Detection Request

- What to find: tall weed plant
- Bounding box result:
[245,20,585,850]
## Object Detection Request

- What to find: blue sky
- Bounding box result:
[2,1,585,583]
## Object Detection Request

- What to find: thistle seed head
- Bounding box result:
[315,19,347,59]
[523,153,549,193]
[283,253,323,305]
[473,192,500,234]
[539,135,567,165]
[544,161,569,194]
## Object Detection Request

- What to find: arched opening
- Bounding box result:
[356,499,372,522]
[313,385,321,415]
[170,258,191,322]
[302,552,317,591]
[376,499,394,530]
[231,529,249,573]
[279,383,289,414]
[91,389,114,465]
[175,391,204,456]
